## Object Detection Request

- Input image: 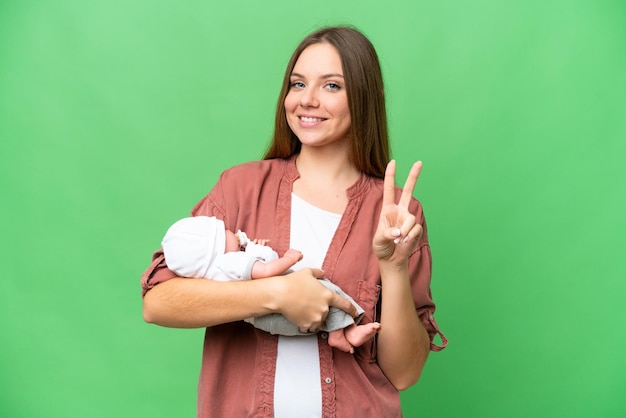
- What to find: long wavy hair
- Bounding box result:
[263,26,390,179]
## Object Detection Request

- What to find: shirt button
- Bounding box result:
[325,377,332,384]
[320,332,328,339]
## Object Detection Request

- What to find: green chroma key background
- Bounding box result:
[1,0,624,416]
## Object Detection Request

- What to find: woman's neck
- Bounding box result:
[293,147,361,214]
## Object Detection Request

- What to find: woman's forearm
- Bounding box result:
[142,269,354,330]
[376,261,430,391]
[142,277,280,328]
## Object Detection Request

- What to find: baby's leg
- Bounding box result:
[328,330,355,354]
[328,323,381,354]
[344,322,381,348]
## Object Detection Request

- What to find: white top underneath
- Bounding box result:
[273,193,342,418]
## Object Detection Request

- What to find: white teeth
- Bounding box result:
[300,116,323,122]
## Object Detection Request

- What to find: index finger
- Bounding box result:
[329,293,358,318]
[398,161,423,208]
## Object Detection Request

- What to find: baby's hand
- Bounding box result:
[284,249,303,263]
[253,238,270,246]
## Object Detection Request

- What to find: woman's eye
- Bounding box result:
[290,81,305,89]
[326,82,341,91]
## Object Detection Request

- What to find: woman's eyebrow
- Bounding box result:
[290,72,344,79]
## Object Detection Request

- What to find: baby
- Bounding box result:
[161,216,380,353]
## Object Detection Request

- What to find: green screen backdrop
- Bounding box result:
[1,1,625,417]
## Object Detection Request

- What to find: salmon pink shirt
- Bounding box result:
[141,156,447,418]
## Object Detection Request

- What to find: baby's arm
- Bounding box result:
[251,249,302,279]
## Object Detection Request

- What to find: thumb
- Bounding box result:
[375,226,401,245]
[388,227,402,243]
[329,294,358,318]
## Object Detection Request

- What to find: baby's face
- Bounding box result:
[224,230,240,253]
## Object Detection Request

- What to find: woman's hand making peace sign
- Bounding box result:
[373,160,424,265]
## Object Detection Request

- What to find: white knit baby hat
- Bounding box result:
[161,216,226,278]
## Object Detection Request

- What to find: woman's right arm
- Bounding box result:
[143,277,281,328]
[143,269,357,329]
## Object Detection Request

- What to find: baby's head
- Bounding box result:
[162,216,227,261]
[162,216,248,279]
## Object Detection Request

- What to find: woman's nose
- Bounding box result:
[300,87,319,107]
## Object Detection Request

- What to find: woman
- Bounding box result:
[142,25,446,417]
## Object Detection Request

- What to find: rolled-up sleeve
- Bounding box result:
[411,242,448,351]
[408,206,448,352]
[141,249,176,297]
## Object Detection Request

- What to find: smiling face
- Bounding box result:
[284,42,352,150]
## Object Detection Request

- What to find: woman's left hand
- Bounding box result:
[373,160,424,265]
